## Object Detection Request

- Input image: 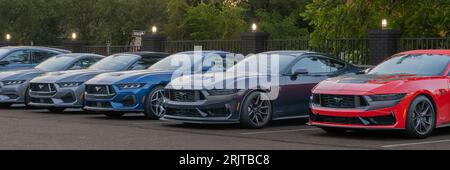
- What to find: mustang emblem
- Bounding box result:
[95,86,104,92]
[38,84,45,89]
[333,97,344,105]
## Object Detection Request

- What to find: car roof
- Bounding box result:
[176,50,234,55]
[119,51,169,58]
[261,50,326,57]
[399,50,450,56]
[55,53,104,58]
[0,46,71,53]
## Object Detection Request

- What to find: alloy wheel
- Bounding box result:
[247,94,271,126]
[150,89,166,118]
[412,100,434,135]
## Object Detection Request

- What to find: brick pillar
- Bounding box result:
[240,32,269,55]
[61,40,86,53]
[142,34,166,52]
[0,41,18,47]
[368,29,401,65]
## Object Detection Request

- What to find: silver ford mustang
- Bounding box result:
[0,53,104,108]
[28,52,168,113]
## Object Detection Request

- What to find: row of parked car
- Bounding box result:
[1,46,449,139]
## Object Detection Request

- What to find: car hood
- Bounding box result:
[30,69,108,83]
[314,74,439,95]
[0,68,46,81]
[85,69,174,85]
[167,72,278,90]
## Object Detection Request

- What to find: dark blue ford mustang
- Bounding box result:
[164,51,361,128]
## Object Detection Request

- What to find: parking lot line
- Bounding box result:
[240,128,321,135]
[381,139,450,148]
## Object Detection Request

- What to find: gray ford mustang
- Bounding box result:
[28,52,168,113]
[0,53,104,108]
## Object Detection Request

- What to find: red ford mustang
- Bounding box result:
[310,50,450,139]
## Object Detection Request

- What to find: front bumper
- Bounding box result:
[28,84,85,108]
[164,90,243,124]
[309,104,408,130]
[83,84,150,112]
[0,83,28,104]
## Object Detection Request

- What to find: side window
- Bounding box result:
[291,56,331,74]
[0,50,30,65]
[131,56,162,70]
[328,59,347,72]
[32,51,57,63]
[69,58,96,70]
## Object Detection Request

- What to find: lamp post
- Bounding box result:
[5,33,11,41]
[381,19,388,30]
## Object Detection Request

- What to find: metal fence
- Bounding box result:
[164,40,241,54]
[43,37,450,65]
[268,39,369,64]
[399,37,450,51]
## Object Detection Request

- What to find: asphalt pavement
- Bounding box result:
[1,105,450,150]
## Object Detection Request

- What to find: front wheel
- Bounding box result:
[240,91,272,129]
[144,86,166,120]
[405,96,436,139]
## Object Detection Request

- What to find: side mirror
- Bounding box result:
[292,68,309,76]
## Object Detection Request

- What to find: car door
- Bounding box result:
[0,50,32,71]
[278,55,340,117]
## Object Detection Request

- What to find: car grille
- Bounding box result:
[86,85,115,96]
[30,97,54,104]
[311,114,396,126]
[85,101,113,108]
[315,94,368,109]
[166,108,230,118]
[30,83,56,92]
[165,89,204,102]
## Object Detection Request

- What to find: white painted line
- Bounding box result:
[240,128,321,135]
[382,139,450,148]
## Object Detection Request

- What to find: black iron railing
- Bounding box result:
[399,37,450,51]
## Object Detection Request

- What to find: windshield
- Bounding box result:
[369,54,450,76]
[35,55,77,71]
[148,54,203,71]
[227,54,297,74]
[89,54,140,71]
[0,49,9,58]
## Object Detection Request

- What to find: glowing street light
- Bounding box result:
[5,33,11,41]
[251,23,258,32]
[151,26,158,34]
[71,32,78,40]
[382,19,388,29]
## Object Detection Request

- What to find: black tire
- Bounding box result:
[104,112,125,118]
[405,95,436,139]
[144,86,166,120]
[0,103,12,108]
[240,91,272,129]
[321,127,348,134]
[47,108,66,113]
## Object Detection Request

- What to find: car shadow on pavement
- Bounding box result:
[164,118,310,131]
[311,127,450,140]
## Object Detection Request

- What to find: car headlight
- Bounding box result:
[207,89,239,96]
[370,94,406,101]
[118,83,146,89]
[58,82,84,88]
[366,93,407,110]
[2,80,26,86]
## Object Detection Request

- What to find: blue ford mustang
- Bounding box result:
[83,51,241,119]
[164,51,361,128]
